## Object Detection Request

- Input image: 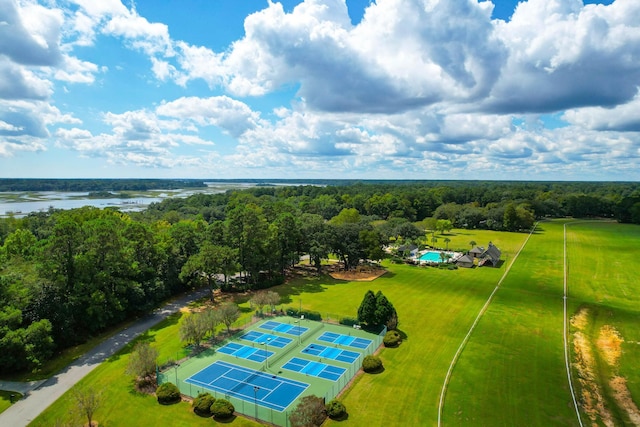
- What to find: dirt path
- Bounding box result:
[0,288,210,427]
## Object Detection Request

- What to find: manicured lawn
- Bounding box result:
[29,228,536,426]
[443,220,640,426]
[0,391,22,415]
[30,312,259,427]
[442,221,578,426]
[565,221,640,425]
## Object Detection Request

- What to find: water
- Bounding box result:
[419,251,452,263]
[0,181,320,217]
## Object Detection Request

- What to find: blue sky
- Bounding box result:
[2,0,638,181]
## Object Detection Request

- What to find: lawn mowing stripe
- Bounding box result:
[437,221,539,427]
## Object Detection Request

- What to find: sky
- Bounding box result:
[2,0,639,181]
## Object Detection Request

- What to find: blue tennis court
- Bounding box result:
[217,342,274,363]
[301,343,360,363]
[282,357,346,381]
[317,331,372,349]
[259,320,309,336]
[240,331,293,348]
[186,360,308,411]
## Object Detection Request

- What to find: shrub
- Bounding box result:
[362,355,383,373]
[339,317,359,327]
[289,395,326,427]
[210,399,235,419]
[192,392,216,417]
[286,308,322,321]
[383,330,401,347]
[156,382,181,404]
[325,399,347,420]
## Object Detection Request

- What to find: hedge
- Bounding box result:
[192,392,216,417]
[362,355,383,373]
[285,308,322,321]
[156,382,181,404]
[339,317,359,327]
[210,399,235,419]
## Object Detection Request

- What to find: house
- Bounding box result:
[479,242,501,267]
[397,244,419,258]
[469,246,484,258]
[456,254,475,268]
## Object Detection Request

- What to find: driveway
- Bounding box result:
[0,287,210,427]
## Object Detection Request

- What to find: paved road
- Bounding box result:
[0,288,210,427]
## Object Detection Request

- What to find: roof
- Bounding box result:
[397,244,418,252]
[456,254,474,264]
[479,242,501,266]
[469,246,484,255]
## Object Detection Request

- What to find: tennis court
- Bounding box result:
[260,320,309,336]
[301,343,360,363]
[282,357,346,381]
[317,331,372,349]
[217,342,274,363]
[185,360,308,411]
[240,331,293,348]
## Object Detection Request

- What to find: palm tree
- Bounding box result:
[444,237,451,251]
[469,240,476,249]
[431,235,438,248]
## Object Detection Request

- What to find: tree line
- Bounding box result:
[1,180,638,373]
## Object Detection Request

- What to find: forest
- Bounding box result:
[1,180,639,373]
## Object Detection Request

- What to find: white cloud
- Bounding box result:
[563,91,640,131]
[156,96,263,138]
[487,0,640,112]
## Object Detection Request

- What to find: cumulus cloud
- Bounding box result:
[563,91,640,131]
[487,0,640,113]
[156,96,262,138]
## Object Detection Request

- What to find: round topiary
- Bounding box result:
[210,399,235,419]
[325,399,347,420]
[362,355,383,373]
[156,382,181,404]
[192,392,216,417]
[383,330,401,347]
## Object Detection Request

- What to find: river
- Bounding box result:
[0,182,277,217]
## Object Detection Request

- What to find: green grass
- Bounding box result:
[565,221,640,425]
[31,312,260,427]
[0,391,23,415]
[37,224,640,427]
[443,221,577,426]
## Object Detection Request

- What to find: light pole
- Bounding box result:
[174,363,179,384]
[294,320,300,344]
[253,386,260,420]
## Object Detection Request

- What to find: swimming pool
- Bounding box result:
[419,251,452,263]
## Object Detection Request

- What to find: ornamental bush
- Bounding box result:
[156,382,181,404]
[383,330,401,347]
[192,392,216,417]
[362,355,383,373]
[210,399,235,419]
[325,399,347,420]
[339,317,359,327]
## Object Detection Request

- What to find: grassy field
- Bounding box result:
[30,313,259,427]
[0,391,22,415]
[565,221,640,426]
[442,221,578,426]
[33,223,640,427]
